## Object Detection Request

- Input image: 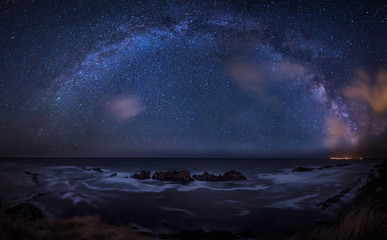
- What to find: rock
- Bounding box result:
[80,166,103,172]
[5,202,44,221]
[24,171,40,184]
[317,193,345,209]
[341,188,352,194]
[131,170,151,179]
[193,171,221,181]
[336,163,351,167]
[123,176,129,178]
[31,173,39,184]
[326,195,342,203]
[292,167,314,172]
[369,169,375,178]
[221,170,247,181]
[193,170,247,181]
[318,165,333,170]
[152,169,193,182]
[90,167,103,172]
[108,173,117,178]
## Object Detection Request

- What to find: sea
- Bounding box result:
[0,157,381,239]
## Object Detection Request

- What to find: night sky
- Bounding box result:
[0,0,385,157]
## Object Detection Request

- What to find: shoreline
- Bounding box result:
[292,159,387,239]
[0,159,384,239]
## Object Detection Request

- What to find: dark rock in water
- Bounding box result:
[132,170,151,179]
[123,176,129,178]
[369,169,375,178]
[5,202,44,221]
[25,171,39,183]
[108,173,117,178]
[193,171,221,181]
[318,165,333,170]
[336,163,351,167]
[31,173,39,184]
[80,166,103,172]
[90,167,103,172]
[317,193,345,209]
[221,170,247,181]
[326,195,342,203]
[292,167,314,172]
[318,165,332,170]
[341,188,352,194]
[152,169,193,181]
[193,170,247,181]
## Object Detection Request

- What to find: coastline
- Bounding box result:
[0,159,384,239]
[291,159,387,239]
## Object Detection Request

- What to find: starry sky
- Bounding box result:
[0,0,386,157]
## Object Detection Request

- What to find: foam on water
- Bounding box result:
[160,206,195,216]
[0,159,379,215]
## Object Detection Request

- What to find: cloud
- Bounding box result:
[226,60,310,88]
[325,118,347,148]
[106,96,144,122]
[344,69,387,115]
[324,117,358,149]
[225,59,314,104]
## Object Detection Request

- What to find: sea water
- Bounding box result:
[0,158,381,237]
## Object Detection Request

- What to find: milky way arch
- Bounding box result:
[2,0,384,156]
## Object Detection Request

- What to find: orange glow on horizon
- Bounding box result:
[330,157,364,160]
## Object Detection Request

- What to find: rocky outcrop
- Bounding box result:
[336,163,351,167]
[25,171,40,184]
[193,171,221,181]
[131,170,150,179]
[81,166,103,172]
[222,170,247,180]
[152,169,193,182]
[5,202,44,221]
[292,167,314,172]
[318,165,333,170]
[317,188,352,209]
[193,170,247,181]
[31,173,39,184]
[108,173,117,178]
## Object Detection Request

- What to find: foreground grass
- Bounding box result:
[291,202,387,240]
[0,214,149,240]
[291,160,387,240]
